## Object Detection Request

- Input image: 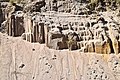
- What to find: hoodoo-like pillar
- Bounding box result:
[119,40,120,53]
[87,41,95,52]
[22,14,46,43]
[33,22,45,43]
[11,15,15,36]
[94,41,103,54]
[113,40,119,54]
[33,22,39,42]
[8,14,15,36]
[94,40,111,54]
[38,22,45,43]
[14,16,25,36]
[0,3,3,27]
[7,12,25,37]
[24,16,32,33]
[44,22,50,46]
[22,15,33,42]
[108,25,120,54]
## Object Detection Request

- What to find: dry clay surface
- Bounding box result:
[0,32,120,80]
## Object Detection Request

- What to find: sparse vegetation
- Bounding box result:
[9,0,24,3]
[0,0,9,2]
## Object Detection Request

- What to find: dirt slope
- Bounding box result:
[0,32,120,80]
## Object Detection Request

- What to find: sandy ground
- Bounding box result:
[0,32,120,80]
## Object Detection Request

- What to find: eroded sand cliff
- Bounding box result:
[0,0,120,80]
